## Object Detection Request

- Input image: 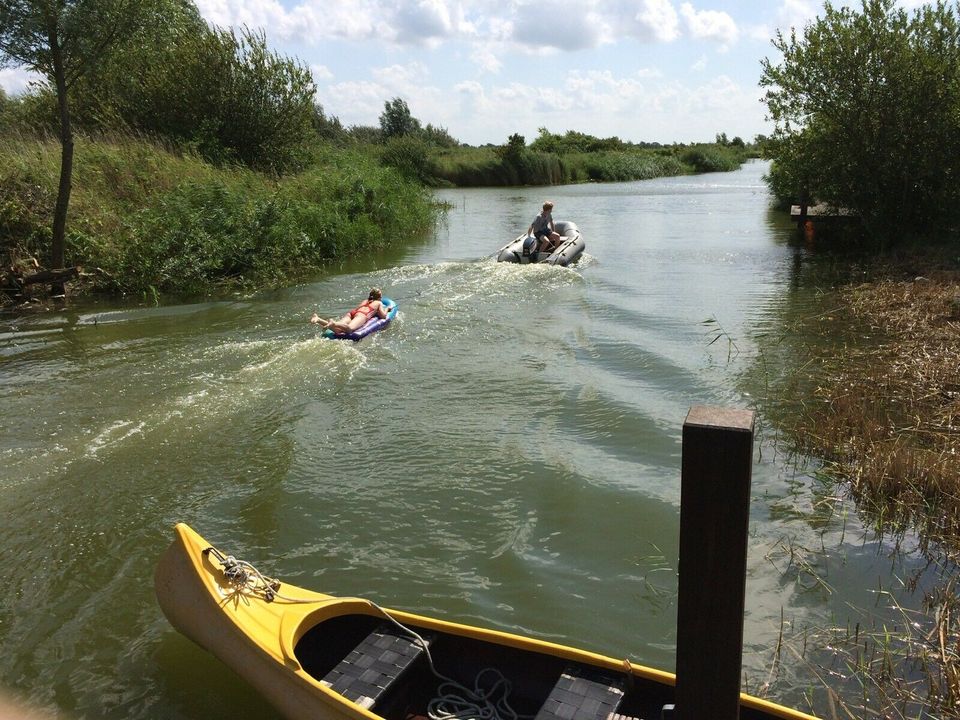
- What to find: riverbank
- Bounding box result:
[768,249,960,718]
[783,254,960,554]
[0,132,750,305]
[425,142,747,186]
[0,133,438,304]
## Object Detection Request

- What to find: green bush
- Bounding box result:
[679,145,744,173]
[761,0,960,244]
[0,135,437,296]
[380,135,433,183]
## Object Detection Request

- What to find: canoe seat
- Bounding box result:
[320,623,432,710]
[534,666,626,720]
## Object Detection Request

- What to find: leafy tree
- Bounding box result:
[64,8,316,171]
[67,0,207,132]
[761,0,960,245]
[0,86,8,131]
[530,128,624,154]
[347,124,382,144]
[189,27,316,170]
[421,123,458,148]
[312,103,346,143]
[379,97,420,139]
[380,135,432,182]
[0,0,157,270]
[501,133,526,158]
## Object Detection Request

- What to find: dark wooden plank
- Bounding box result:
[674,406,755,720]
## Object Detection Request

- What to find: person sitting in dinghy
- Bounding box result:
[527,200,562,252]
[310,288,388,333]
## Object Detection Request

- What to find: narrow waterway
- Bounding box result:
[0,161,935,718]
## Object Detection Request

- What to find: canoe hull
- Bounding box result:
[155,527,355,720]
[155,524,820,720]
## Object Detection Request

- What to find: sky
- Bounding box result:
[0,0,932,146]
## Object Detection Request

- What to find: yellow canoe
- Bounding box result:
[155,523,819,720]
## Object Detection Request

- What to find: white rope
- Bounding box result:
[204,546,533,720]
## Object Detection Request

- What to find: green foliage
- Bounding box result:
[429,140,730,187]
[566,151,685,182]
[0,135,437,296]
[379,97,421,139]
[346,125,383,145]
[312,103,347,143]
[379,135,434,183]
[679,144,745,173]
[421,123,458,148]
[71,16,317,173]
[0,0,158,81]
[191,27,317,171]
[761,0,960,244]
[531,128,626,154]
[0,0,167,268]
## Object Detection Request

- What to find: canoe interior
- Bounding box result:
[294,614,789,720]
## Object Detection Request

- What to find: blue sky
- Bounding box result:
[0,0,930,145]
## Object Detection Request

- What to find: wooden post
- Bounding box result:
[674,406,755,720]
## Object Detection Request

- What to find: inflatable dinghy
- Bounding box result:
[496,220,585,267]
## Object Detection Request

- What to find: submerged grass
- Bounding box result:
[787,267,960,552]
[752,248,960,718]
[761,543,960,719]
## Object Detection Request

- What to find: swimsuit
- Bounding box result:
[349,300,377,320]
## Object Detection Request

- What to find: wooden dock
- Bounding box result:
[790,202,854,226]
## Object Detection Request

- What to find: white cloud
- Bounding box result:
[440,67,767,145]
[632,0,682,43]
[193,0,690,51]
[194,0,390,42]
[192,1,775,144]
[372,62,430,88]
[596,0,681,44]
[774,0,820,35]
[311,64,333,81]
[394,0,458,45]
[470,44,503,74]
[322,80,389,127]
[680,3,738,48]
[512,2,607,51]
[0,66,43,95]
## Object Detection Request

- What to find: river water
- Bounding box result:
[0,160,937,718]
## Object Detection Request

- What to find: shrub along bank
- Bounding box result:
[414,141,745,187]
[0,134,436,298]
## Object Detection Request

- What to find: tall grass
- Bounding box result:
[429,144,742,186]
[0,134,436,296]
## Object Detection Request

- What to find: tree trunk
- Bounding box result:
[49,27,73,275]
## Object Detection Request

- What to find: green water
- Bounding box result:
[0,161,935,718]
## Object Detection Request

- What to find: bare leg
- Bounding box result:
[323,313,354,333]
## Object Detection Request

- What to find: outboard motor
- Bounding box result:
[520,235,537,264]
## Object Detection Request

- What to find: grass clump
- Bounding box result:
[785,265,960,550]
[750,249,960,719]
